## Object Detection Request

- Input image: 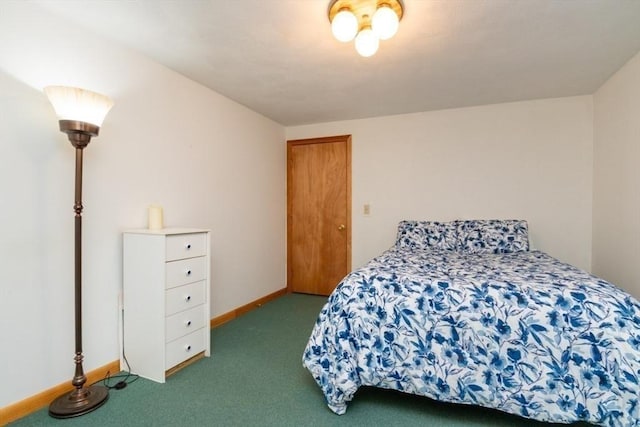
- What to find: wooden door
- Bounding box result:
[287,135,351,296]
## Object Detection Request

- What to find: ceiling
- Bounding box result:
[35,0,640,126]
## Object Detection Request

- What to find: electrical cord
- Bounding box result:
[99,349,139,390]
[93,304,140,390]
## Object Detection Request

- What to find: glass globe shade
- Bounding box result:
[354,27,379,57]
[372,4,399,40]
[331,9,358,42]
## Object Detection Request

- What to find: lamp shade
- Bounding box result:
[355,27,379,57]
[331,8,358,42]
[372,4,400,40]
[44,86,114,128]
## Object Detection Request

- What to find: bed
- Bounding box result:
[302,219,640,427]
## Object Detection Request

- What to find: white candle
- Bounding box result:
[148,205,164,230]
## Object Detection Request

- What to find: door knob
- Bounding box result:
[338,224,346,231]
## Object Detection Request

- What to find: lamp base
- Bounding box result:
[49,385,109,419]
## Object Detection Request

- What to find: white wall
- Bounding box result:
[0,3,285,408]
[593,51,640,297]
[287,97,594,271]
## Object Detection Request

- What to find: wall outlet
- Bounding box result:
[363,204,371,216]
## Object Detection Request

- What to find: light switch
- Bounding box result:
[363,204,371,216]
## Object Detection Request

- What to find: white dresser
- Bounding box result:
[122,228,211,383]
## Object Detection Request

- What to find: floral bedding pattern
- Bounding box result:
[457,219,530,254]
[396,220,459,251]
[303,247,640,426]
[396,219,530,254]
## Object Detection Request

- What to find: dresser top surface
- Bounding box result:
[123,228,209,236]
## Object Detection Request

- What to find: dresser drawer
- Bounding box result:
[166,233,207,261]
[165,280,206,316]
[165,305,206,343]
[165,257,206,289]
[165,328,206,369]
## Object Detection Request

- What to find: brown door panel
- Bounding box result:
[287,135,352,295]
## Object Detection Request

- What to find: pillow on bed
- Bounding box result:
[456,219,529,254]
[396,220,458,251]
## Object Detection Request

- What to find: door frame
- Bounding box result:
[286,134,352,293]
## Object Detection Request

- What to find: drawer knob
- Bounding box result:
[186,270,192,276]
[186,345,192,352]
[185,295,191,302]
[186,320,192,327]
[186,244,192,250]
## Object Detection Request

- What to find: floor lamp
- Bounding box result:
[44,86,114,418]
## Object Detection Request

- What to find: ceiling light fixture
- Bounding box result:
[328,0,404,57]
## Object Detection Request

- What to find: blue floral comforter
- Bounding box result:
[303,247,640,426]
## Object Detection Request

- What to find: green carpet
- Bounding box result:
[11,294,590,426]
